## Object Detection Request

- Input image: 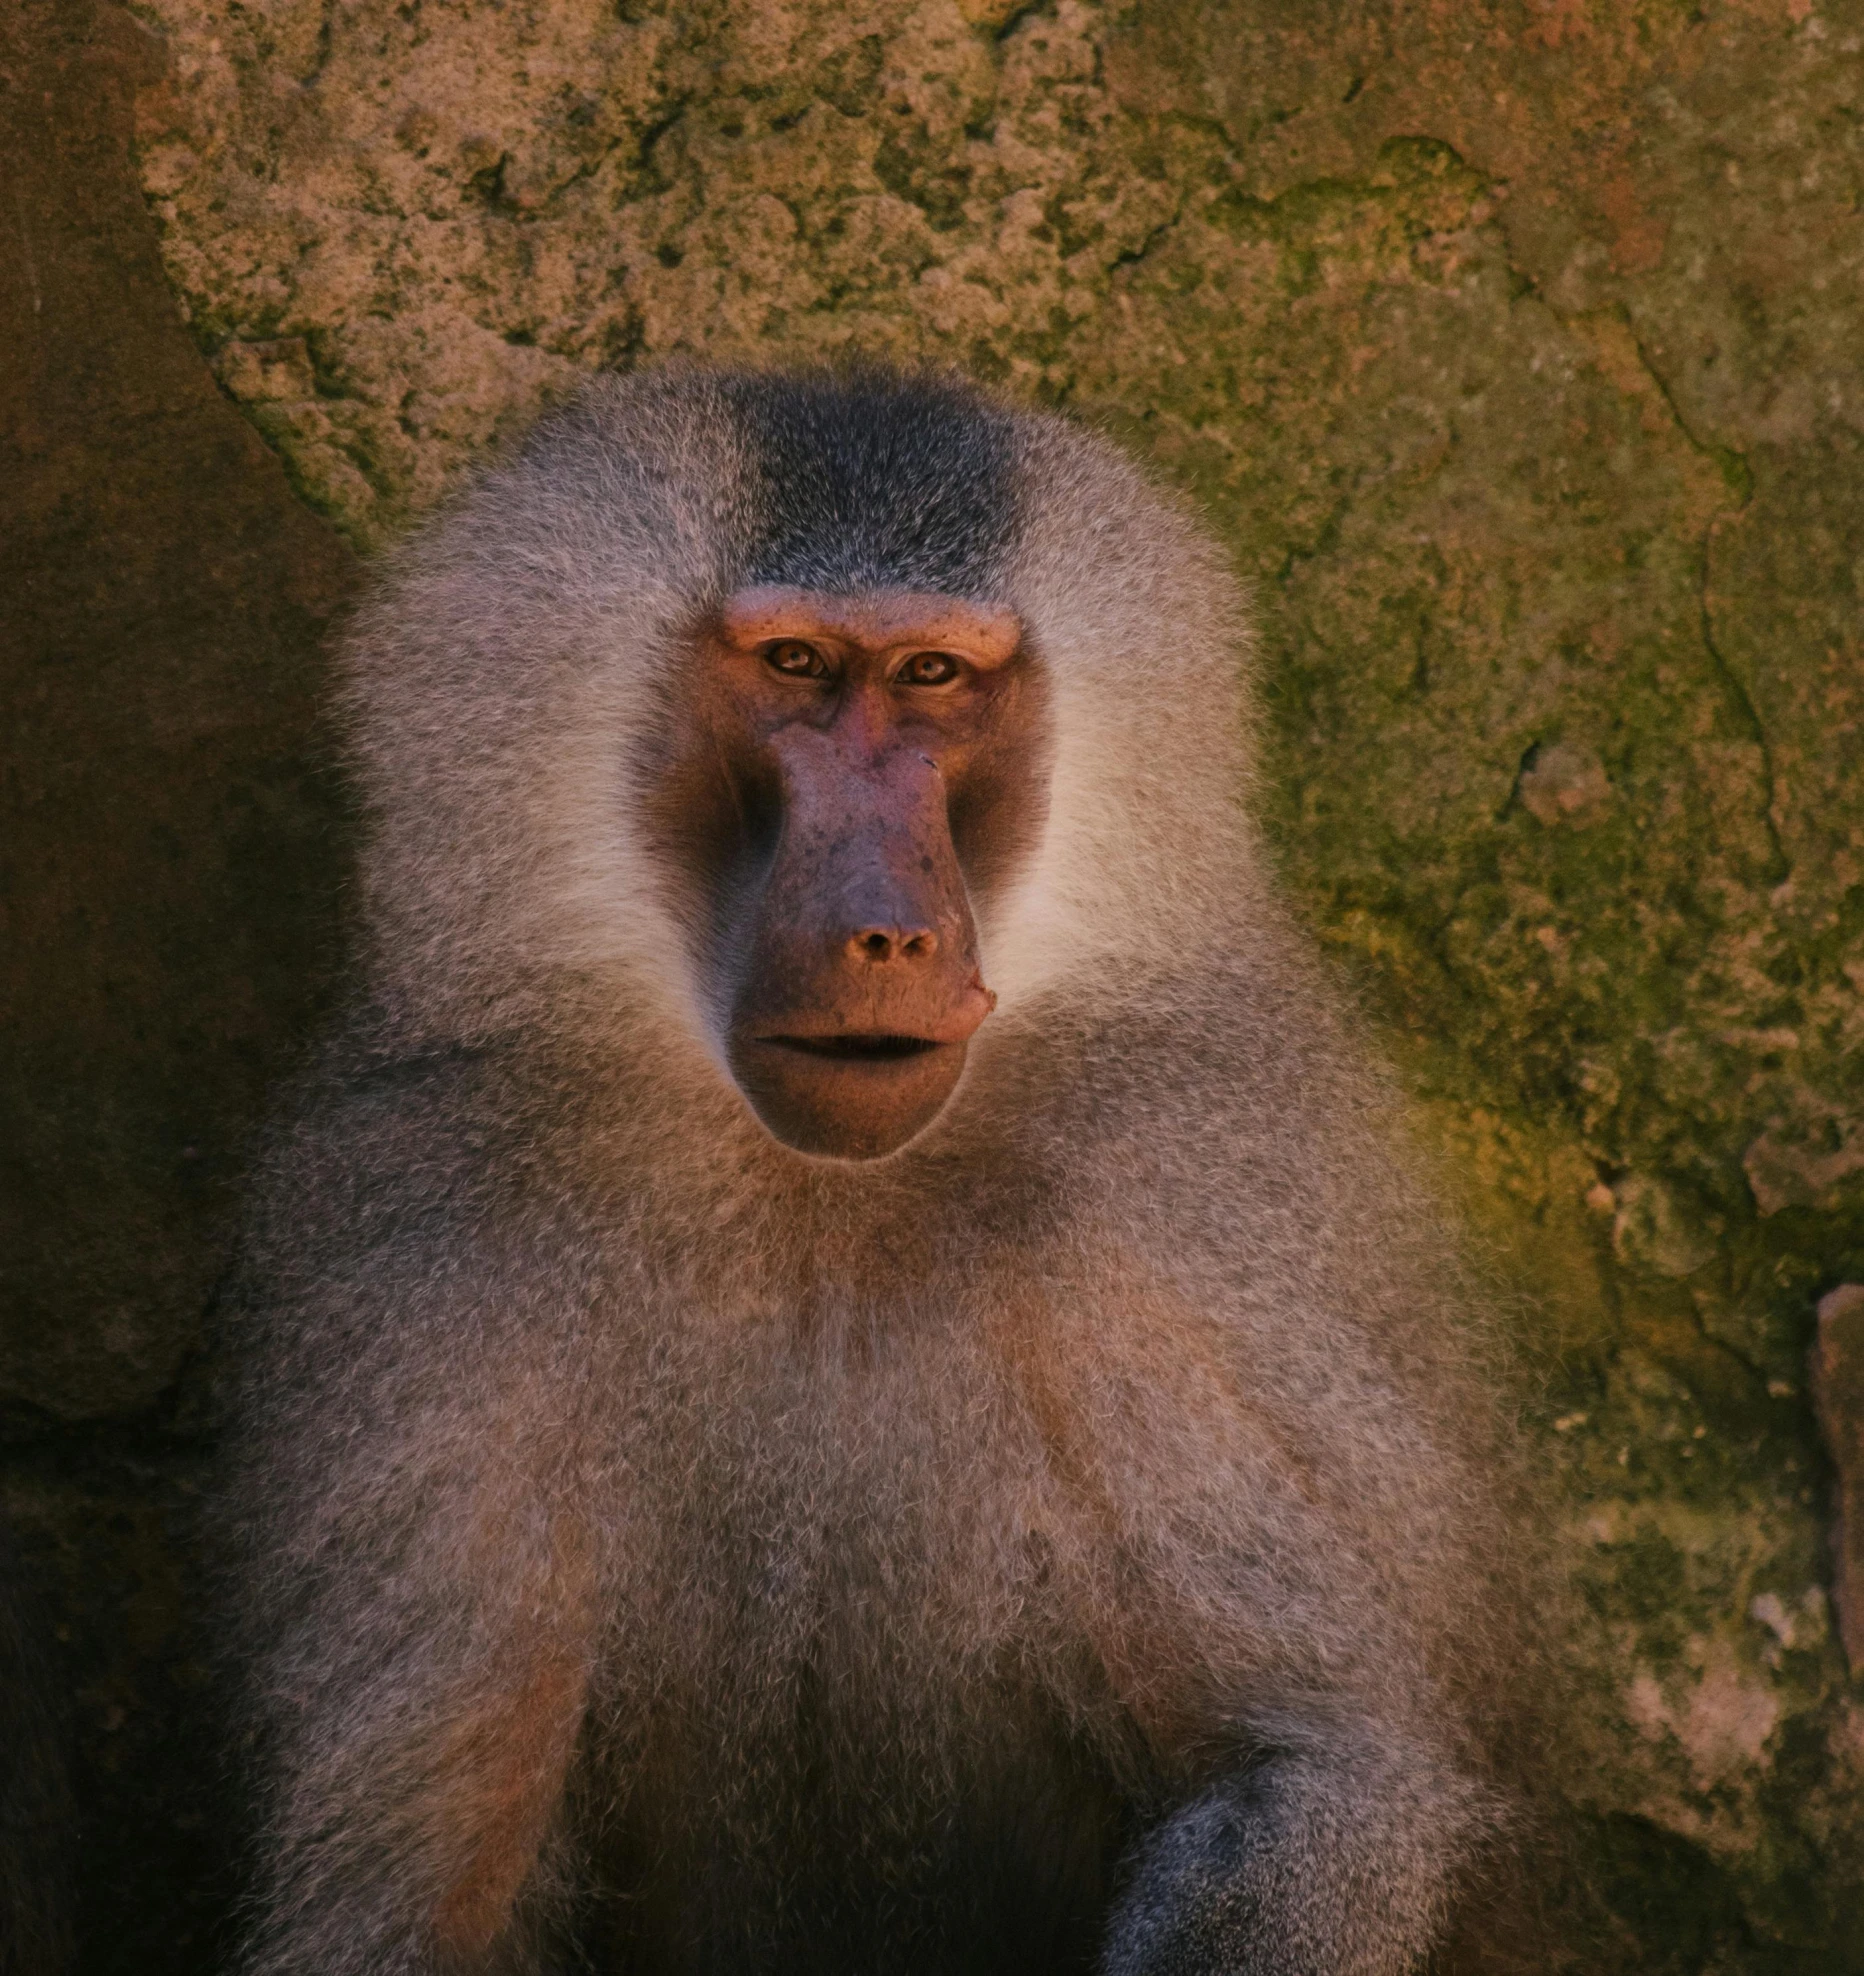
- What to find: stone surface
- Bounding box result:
[1,0,356,1960]
[1811,1284,1864,1671]
[4,0,1862,1967]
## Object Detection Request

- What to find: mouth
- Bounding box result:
[729,1026,973,1158]
[758,1033,944,1063]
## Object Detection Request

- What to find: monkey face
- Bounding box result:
[649,586,1048,1161]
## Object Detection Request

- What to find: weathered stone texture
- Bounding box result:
[2,0,356,1956]
[4,0,1861,1966]
[1812,1284,1864,1671]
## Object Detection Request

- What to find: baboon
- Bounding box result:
[225,367,1533,1976]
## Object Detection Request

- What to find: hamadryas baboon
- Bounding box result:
[224,367,1532,1976]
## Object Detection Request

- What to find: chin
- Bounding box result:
[727,1035,970,1160]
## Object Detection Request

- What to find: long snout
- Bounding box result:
[736,735,989,1037]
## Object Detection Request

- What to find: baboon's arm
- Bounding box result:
[237,1436,596,1976]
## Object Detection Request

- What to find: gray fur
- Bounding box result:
[223,366,1531,1976]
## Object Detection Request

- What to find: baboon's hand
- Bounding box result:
[1101,1753,1463,1976]
[1101,1779,1269,1976]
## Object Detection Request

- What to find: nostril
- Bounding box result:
[849,926,938,964]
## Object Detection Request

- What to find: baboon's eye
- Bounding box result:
[763,640,831,679]
[897,650,962,687]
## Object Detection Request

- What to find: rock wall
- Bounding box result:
[3,0,1861,1966]
[2,1,357,1959]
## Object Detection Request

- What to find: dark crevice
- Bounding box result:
[1607,328,1788,888]
[1105,198,1189,276]
[1698,519,1791,887]
[296,0,335,89]
[986,1,1054,47]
